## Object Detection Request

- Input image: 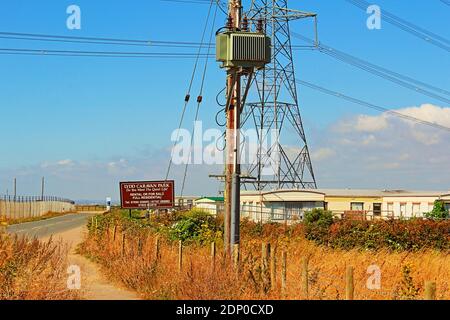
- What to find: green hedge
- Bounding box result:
[304,211,450,251]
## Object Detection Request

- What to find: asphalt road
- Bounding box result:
[7,213,94,239]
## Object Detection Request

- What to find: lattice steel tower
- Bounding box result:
[240,0,318,190]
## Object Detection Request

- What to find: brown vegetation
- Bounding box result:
[0,234,81,300]
[80,213,450,300]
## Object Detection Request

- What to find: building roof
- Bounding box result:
[195,197,224,202]
[241,188,449,198]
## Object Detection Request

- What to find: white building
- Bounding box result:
[239,189,450,221]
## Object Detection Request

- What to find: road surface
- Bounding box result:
[7,213,92,239]
[6,213,140,300]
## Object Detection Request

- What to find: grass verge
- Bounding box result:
[79,210,450,300]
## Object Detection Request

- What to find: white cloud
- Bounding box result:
[57,159,74,167]
[107,159,136,175]
[335,114,388,133]
[398,104,450,126]
[355,114,388,132]
[312,103,450,189]
[311,148,336,161]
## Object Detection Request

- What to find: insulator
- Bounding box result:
[197,96,203,103]
[257,18,264,33]
[226,15,233,30]
[242,16,249,31]
[185,94,190,102]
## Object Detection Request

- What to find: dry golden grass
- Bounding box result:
[80,223,450,300]
[0,233,81,300]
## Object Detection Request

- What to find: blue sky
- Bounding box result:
[0,1,449,200]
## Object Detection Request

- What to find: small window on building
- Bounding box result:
[400,203,407,217]
[412,203,421,217]
[373,203,382,216]
[351,202,364,211]
[387,203,394,216]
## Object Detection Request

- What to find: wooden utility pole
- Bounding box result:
[346,266,354,300]
[41,177,45,201]
[13,178,16,199]
[225,0,242,255]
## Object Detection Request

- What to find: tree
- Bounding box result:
[425,201,449,219]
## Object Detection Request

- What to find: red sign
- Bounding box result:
[119,180,175,209]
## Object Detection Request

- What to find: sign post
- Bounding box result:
[119,180,175,210]
[106,197,111,212]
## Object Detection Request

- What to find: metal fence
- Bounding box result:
[0,195,75,221]
[194,204,449,224]
[0,195,74,203]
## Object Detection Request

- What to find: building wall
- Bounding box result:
[325,196,383,213]
[382,196,437,218]
[238,190,449,222]
[196,203,216,215]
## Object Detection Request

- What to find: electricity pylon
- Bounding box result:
[241,0,318,190]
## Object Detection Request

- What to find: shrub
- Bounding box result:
[322,219,450,251]
[0,235,80,300]
[168,209,222,244]
[304,209,334,244]
[425,201,449,220]
[395,265,420,300]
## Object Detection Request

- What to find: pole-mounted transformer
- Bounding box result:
[216,21,271,70]
[215,4,271,254]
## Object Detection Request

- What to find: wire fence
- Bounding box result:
[194,204,449,223]
[0,195,74,203]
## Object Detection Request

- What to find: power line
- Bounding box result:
[180,0,218,197]
[441,0,450,6]
[160,0,227,15]
[0,47,214,59]
[345,0,450,52]
[296,79,450,133]
[0,31,317,53]
[0,31,214,48]
[166,0,217,187]
[291,32,450,105]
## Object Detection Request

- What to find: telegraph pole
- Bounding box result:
[224,0,242,254]
[41,177,45,201]
[13,178,16,199]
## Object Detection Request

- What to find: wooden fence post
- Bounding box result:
[345,266,354,300]
[113,225,117,242]
[281,251,287,296]
[233,244,240,271]
[261,243,271,292]
[155,236,161,263]
[302,257,309,299]
[211,242,216,272]
[178,240,183,272]
[138,238,142,255]
[270,246,277,291]
[424,281,436,300]
[121,233,126,257]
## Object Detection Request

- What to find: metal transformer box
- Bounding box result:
[216,31,271,69]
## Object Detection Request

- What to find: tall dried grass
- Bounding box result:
[0,234,80,300]
[80,218,450,300]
